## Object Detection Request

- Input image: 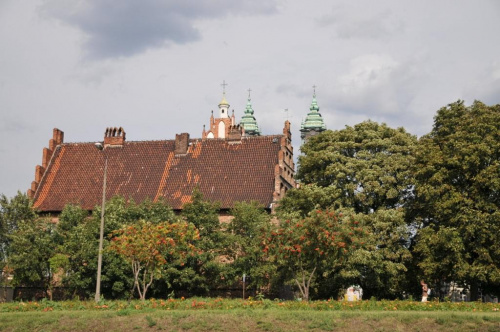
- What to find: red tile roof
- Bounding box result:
[33,136,286,212]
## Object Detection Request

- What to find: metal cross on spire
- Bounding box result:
[221,80,228,95]
[247,88,252,99]
[284,108,289,120]
[312,85,317,97]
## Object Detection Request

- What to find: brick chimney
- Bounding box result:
[175,133,190,156]
[227,125,242,142]
[104,127,126,147]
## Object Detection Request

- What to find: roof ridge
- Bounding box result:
[59,134,285,145]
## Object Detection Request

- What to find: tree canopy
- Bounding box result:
[411,100,500,299]
[279,121,416,299]
[296,121,417,214]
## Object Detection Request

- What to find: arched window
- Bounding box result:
[218,121,226,138]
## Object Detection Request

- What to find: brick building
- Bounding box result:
[28,93,296,219]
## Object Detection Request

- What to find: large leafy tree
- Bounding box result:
[296,121,417,213]
[109,220,199,300]
[265,209,366,301]
[282,121,416,298]
[411,100,500,299]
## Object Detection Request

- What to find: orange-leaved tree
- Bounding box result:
[109,220,199,300]
[264,209,366,301]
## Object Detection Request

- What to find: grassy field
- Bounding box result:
[0,298,499,331]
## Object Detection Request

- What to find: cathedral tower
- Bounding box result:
[239,89,261,137]
[300,87,326,140]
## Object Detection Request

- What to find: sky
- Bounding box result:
[1,0,499,199]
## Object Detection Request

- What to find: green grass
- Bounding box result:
[0,299,499,331]
[0,309,499,331]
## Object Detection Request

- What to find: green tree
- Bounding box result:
[57,203,89,233]
[296,121,417,213]
[8,218,57,297]
[0,192,38,288]
[343,209,412,299]
[136,198,178,224]
[412,227,467,290]
[265,210,366,301]
[276,184,337,219]
[176,188,229,295]
[49,203,127,299]
[55,197,177,299]
[227,201,273,295]
[411,100,500,299]
[97,196,178,228]
[182,188,220,237]
[0,192,37,265]
[285,122,416,298]
[52,204,89,297]
[95,196,180,299]
[109,220,199,300]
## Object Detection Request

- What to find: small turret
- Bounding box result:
[218,94,230,118]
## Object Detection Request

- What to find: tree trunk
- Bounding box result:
[470,282,480,302]
[294,266,316,301]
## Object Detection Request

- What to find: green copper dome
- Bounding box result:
[300,93,326,139]
[240,96,261,136]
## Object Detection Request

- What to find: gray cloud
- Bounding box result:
[275,84,310,99]
[41,0,278,60]
[318,5,403,40]
[0,109,37,133]
[464,61,500,106]
[2,0,499,199]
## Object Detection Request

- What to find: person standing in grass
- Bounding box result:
[421,280,428,302]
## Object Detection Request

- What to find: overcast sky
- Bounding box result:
[1,0,499,199]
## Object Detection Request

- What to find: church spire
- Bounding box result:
[239,88,261,136]
[300,85,326,140]
[218,80,230,118]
